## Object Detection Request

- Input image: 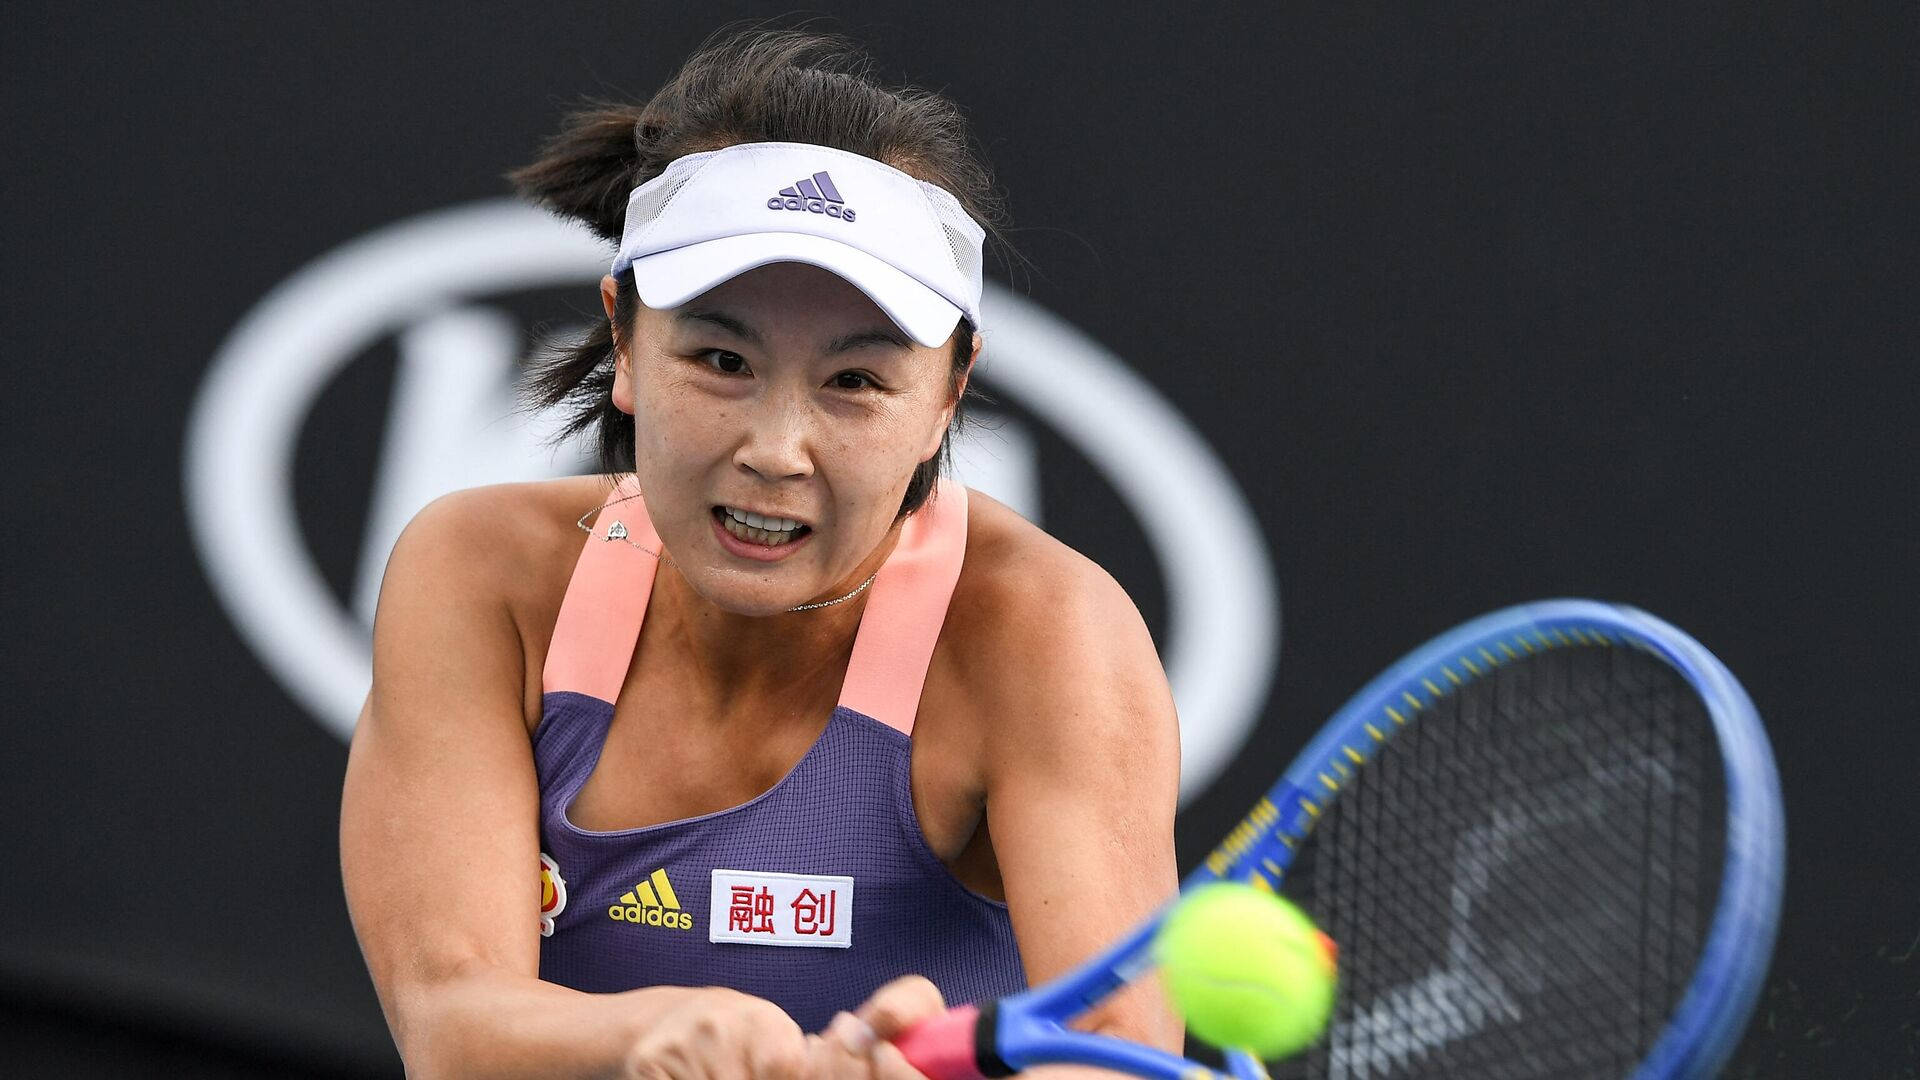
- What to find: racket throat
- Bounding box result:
[973,1000,1016,1078]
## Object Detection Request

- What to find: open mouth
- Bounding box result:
[713,505,812,547]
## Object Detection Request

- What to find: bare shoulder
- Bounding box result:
[388,475,607,587]
[377,475,616,670]
[939,488,1173,725]
[947,489,1143,646]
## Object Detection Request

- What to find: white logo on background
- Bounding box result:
[182,200,1278,803]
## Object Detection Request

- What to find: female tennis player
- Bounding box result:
[340,29,1181,1079]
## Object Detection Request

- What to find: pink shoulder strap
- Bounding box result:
[542,476,661,702]
[838,478,969,736]
[542,476,968,731]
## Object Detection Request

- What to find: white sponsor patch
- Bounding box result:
[708,869,853,948]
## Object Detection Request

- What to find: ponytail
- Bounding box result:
[508,104,651,244]
[508,104,650,471]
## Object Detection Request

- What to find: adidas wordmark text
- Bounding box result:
[608,868,695,931]
[767,171,855,221]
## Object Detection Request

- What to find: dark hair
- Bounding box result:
[511,27,1007,516]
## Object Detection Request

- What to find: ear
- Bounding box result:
[919,332,981,462]
[954,332,981,404]
[601,274,635,416]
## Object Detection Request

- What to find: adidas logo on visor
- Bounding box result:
[767,171,855,221]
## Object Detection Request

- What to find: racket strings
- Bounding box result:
[1272,645,1722,1080]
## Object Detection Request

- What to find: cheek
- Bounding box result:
[817,413,936,535]
[626,379,731,496]
[827,408,928,478]
[631,366,711,444]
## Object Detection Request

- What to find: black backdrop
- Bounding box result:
[6,4,1915,1076]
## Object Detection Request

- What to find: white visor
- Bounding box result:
[611,142,985,348]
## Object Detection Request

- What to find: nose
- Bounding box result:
[732,392,815,482]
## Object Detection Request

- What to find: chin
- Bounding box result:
[690,571,806,618]
[718,594,796,618]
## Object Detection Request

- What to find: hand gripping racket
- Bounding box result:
[895,600,1784,1080]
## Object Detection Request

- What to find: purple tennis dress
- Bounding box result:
[534,477,1025,1031]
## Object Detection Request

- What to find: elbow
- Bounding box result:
[386,978,456,1079]
[1078,980,1185,1057]
[381,964,496,1080]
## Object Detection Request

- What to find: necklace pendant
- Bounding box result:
[605,521,630,542]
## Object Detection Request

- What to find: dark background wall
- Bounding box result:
[5,3,1914,1076]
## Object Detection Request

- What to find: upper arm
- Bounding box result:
[340,487,548,1045]
[972,547,1184,1050]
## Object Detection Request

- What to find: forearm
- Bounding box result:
[392,965,682,1080]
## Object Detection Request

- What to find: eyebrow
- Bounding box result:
[679,309,909,353]
[678,309,763,346]
[825,327,911,353]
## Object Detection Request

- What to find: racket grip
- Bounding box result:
[892,1002,1011,1080]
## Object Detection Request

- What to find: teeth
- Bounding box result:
[723,506,804,534]
[720,509,805,547]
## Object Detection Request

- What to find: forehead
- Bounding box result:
[652,263,903,344]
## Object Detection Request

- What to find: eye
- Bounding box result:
[829,371,879,391]
[699,350,750,375]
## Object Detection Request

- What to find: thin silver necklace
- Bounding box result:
[783,571,878,611]
[576,490,878,612]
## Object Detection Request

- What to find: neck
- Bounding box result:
[646,526,902,703]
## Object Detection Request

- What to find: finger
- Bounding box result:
[822,1010,878,1055]
[804,1030,867,1080]
[855,975,946,1039]
[751,1038,809,1080]
[742,1005,809,1080]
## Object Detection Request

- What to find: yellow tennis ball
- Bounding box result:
[1152,882,1338,1059]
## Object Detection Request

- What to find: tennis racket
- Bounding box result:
[894,600,1784,1080]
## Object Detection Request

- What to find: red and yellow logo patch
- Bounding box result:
[539,852,568,937]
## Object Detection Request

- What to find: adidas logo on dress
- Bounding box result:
[767,171,855,221]
[609,867,694,930]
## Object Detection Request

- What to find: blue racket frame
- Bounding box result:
[984,600,1784,1080]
